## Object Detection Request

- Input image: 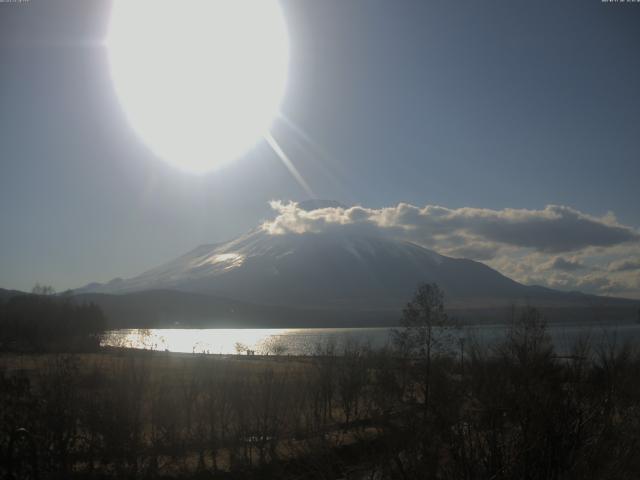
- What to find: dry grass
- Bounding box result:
[0,348,311,380]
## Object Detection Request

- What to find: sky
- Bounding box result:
[0,0,639,297]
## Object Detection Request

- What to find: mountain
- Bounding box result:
[77,228,521,307]
[0,288,26,303]
[76,223,637,326]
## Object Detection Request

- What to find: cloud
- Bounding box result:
[609,259,640,272]
[262,201,640,298]
[545,256,589,272]
[444,243,500,261]
[263,201,639,253]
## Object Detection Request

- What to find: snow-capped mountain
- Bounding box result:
[77,223,605,312]
[74,199,639,327]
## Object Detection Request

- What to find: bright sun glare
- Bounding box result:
[107,0,289,173]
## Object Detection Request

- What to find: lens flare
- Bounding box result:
[107,0,289,173]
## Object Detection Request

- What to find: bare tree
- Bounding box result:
[31,284,55,296]
[393,283,454,414]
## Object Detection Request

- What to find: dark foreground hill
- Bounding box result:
[76,289,637,329]
[1,283,637,329]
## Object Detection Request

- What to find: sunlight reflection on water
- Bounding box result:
[102,327,392,355]
[102,323,640,356]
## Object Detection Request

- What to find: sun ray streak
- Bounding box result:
[276,114,358,205]
[277,113,330,158]
[265,132,315,197]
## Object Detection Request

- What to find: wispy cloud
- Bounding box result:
[544,256,589,272]
[609,259,640,272]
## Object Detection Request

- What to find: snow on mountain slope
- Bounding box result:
[77,199,638,312]
[77,225,541,310]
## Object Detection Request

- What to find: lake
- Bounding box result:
[102,322,640,356]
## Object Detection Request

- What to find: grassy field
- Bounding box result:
[4,314,640,479]
[0,348,312,378]
[1,346,389,478]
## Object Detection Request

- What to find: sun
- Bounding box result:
[107,0,289,173]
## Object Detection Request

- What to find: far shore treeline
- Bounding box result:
[0,285,106,352]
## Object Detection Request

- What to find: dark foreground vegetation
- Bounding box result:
[2,284,640,479]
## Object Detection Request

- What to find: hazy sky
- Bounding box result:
[1,0,639,296]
